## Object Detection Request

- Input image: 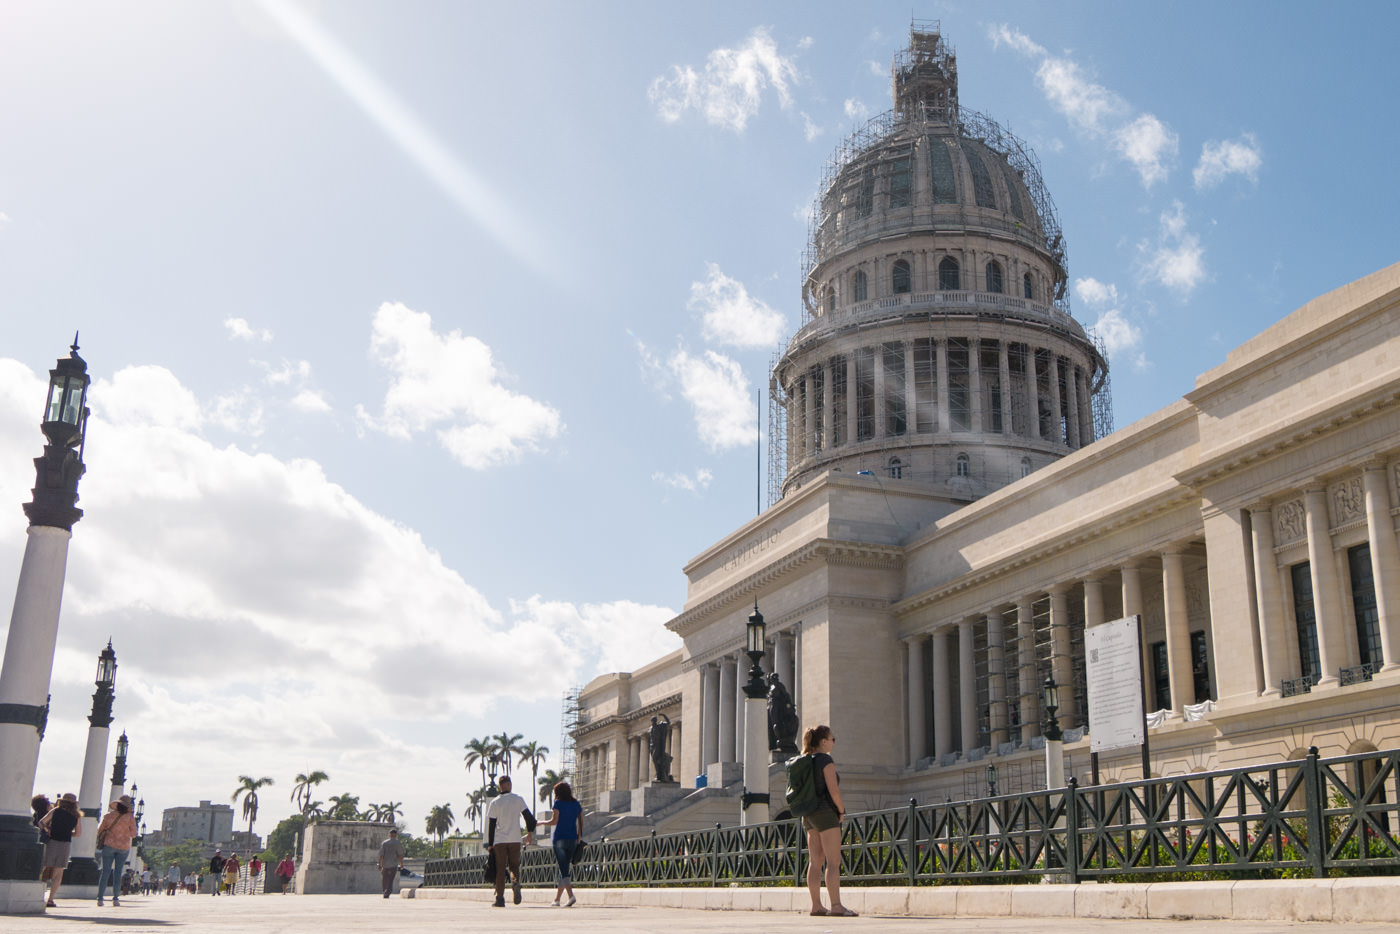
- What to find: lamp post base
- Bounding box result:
[0,815,45,914]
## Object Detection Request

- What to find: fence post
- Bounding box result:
[907,797,918,886]
[1066,777,1080,883]
[794,817,804,889]
[1303,745,1327,878]
[711,823,720,888]
[648,830,657,887]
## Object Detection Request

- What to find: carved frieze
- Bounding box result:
[1274,499,1306,546]
[1329,476,1365,528]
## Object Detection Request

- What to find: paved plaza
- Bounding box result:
[9,893,1400,933]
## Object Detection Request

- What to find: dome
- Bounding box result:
[773,23,1109,503]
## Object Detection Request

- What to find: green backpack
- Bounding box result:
[784,754,820,816]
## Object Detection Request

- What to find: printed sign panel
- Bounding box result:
[1085,615,1144,754]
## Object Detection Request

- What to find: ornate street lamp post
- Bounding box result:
[0,341,91,915]
[66,642,118,893]
[1043,675,1065,789]
[109,733,129,804]
[740,604,770,825]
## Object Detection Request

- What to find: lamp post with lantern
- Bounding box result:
[66,642,119,893]
[109,733,129,805]
[1042,675,1066,789]
[0,340,91,914]
[740,604,770,825]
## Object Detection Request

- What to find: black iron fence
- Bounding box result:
[424,747,1400,888]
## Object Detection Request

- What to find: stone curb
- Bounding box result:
[409,878,1398,923]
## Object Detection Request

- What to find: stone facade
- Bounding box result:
[296,821,391,895]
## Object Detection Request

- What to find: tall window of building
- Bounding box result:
[829,355,848,447]
[883,342,907,436]
[824,285,835,315]
[939,256,961,291]
[854,348,875,441]
[852,269,868,302]
[1151,641,1171,711]
[1291,563,1322,687]
[888,155,912,208]
[961,142,998,209]
[888,457,903,479]
[985,261,1004,294]
[1008,343,1030,435]
[981,341,1002,432]
[1023,273,1034,300]
[955,452,969,477]
[1020,456,1032,478]
[913,338,937,432]
[1190,630,1211,702]
[1349,544,1383,669]
[809,366,825,451]
[892,259,912,294]
[856,165,875,217]
[929,139,957,204]
[947,338,970,430]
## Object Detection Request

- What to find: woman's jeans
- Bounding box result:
[551,837,574,885]
[97,846,128,900]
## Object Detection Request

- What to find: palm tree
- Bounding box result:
[232,774,274,855]
[375,801,404,824]
[327,793,360,821]
[518,741,550,812]
[537,768,567,808]
[463,737,492,792]
[291,770,329,821]
[425,804,455,842]
[492,731,525,783]
[304,800,325,820]
[466,788,486,832]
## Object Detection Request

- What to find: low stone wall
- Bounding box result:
[410,878,1400,924]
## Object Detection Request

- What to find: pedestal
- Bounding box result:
[629,781,684,816]
[0,816,44,914]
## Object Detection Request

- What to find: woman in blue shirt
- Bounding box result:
[537,781,583,907]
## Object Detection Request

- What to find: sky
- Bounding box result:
[2,0,1398,841]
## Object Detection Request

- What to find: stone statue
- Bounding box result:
[767,673,799,757]
[648,714,674,783]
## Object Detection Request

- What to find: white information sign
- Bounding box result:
[1084,615,1144,754]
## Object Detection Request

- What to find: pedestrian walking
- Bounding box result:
[377,827,405,898]
[536,781,582,907]
[38,793,80,907]
[275,854,296,893]
[208,850,225,895]
[95,796,138,907]
[484,776,536,907]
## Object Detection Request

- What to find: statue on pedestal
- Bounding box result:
[648,714,674,783]
[766,673,799,757]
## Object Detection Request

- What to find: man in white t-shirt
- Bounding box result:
[485,776,536,907]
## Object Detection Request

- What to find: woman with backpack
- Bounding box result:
[800,725,856,917]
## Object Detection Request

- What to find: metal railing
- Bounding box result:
[424,747,1400,889]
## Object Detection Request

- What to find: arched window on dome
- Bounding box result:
[955,452,970,477]
[1023,273,1034,300]
[824,285,836,315]
[892,259,911,294]
[939,257,961,291]
[986,261,1004,294]
[888,457,903,479]
[853,269,868,302]
[1020,456,1032,479]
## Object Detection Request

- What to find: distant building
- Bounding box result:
[158,800,234,846]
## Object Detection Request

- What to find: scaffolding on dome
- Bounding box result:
[767,352,788,509]
[1089,330,1116,440]
[559,687,581,794]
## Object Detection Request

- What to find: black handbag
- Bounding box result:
[482,849,497,883]
[570,839,587,865]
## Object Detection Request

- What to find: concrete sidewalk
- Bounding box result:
[8,891,1400,933]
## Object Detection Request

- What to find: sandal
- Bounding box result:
[810,906,828,916]
[828,906,859,917]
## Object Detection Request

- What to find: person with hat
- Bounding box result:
[95,795,138,906]
[38,793,81,906]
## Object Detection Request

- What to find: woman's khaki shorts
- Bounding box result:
[801,804,840,833]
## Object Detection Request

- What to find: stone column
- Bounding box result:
[904,343,918,433]
[959,618,978,755]
[1079,370,1095,444]
[968,338,983,433]
[1047,355,1063,445]
[932,628,952,758]
[1304,486,1344,688]
[702,663,720,768]
[846,355,858,444]
[1249,507,1287,695]
[1122,564,1153,710]
[1017,597,1039,740]
[734,651,747,763]
[874,345,886,439]
[1027,348,1042,440]
[1162,551,1193,711]
[1066,365,1081,448]
[1049,585,1075,726]
[821,361,835,450]
[906,636,927,766]
[1084,577,1105,629]
[1363,464,1400,672]
[718,657,737,762]
[987,611,1007,747]
[935,339,950,436]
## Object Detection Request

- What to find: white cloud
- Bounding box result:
[1091,308,1142,357]
[291,389,331,413]
[652,468,713,494]
[1034,57,1127,135]
[510,596,680,676]
[1074,277,1119,307]
[1194,133,1263,190]
[1140,201,1205,294]
[801,112,823,142]
[647,348,755,451]
[0,211,11,228]
[844,98,870,122]
[689,263,785,348]
[648,27,802,132]
[355,302,562,469]
[1114,114,1178,189]
[224,316,273,342]
[0,357,655,841]
[988,24,1047,59]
